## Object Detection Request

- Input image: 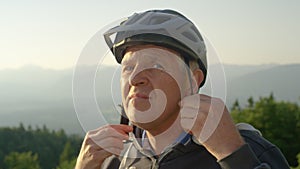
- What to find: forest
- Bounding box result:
[0,94,299,169]
[0,125,81,169]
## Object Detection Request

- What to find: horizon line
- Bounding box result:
[1,62,300,71]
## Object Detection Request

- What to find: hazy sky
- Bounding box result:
[0,0,299,70]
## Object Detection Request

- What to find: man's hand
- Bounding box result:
[75,124,133,169]
[179,94,245,160]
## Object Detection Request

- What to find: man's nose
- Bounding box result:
[129,70,148,86]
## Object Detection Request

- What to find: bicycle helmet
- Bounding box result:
[103,9,207,87]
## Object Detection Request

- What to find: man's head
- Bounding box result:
[104,9,207,88]
[104,9,207,131]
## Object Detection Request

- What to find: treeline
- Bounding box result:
[231,93,300,168]
[0,124,82,169]
[0,94,299,168]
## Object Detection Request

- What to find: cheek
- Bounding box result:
[168,72,189,98]
[163,65,190,97]
[120,78,129,103]
[162,77,181,104]
[160,80,181,118]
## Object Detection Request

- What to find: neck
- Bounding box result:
[145,115,184,155]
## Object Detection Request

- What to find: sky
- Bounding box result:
[0,0,299,70]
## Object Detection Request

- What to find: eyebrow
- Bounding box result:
[121,55,133,65]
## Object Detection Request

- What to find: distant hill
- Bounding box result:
[0,64,299,135]
[226,64,300,107]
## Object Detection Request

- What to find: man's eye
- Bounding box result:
[153,63,164,70]
[122,66,134,72]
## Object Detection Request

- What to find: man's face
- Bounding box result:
[120,45,192,130]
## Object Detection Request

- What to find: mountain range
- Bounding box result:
[0,64,299,135]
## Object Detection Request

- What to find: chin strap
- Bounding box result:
[183,56,195,95]
[119,105,143,138]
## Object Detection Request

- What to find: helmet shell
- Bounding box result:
[104,9,207,87]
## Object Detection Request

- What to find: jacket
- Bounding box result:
[101,128,290,169]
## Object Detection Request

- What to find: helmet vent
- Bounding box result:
[182,31,197,42]
[141,15,171,25]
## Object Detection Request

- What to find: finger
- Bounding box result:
[88,135,127,148]
[84,134,123,147]
[199,94,212,100]
[179,94,212,108]
[180,107,198,118]
[90,128,130,141]
[98,147,123,157]
[179,94,201,108]
[90,149,113,163]
[110,124,133,133]
[181,118,195,131]
[98,151,112,163]
[89,124,133,135]
[198,97,226,115]
[90,145,124,159]
[93,137,124,150]
[85,140,124,158]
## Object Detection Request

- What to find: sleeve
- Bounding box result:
[218,144,271,169]
[218,127,290,169]
[256,146,290,169]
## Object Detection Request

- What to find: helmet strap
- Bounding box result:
[183,57,195,95]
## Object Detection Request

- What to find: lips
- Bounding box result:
[129,93,149,100]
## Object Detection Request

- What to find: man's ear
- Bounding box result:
[192,68,204,89]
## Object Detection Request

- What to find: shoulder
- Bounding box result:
[237,123,275,155]
[237,123,290,168]
[239,129,277,159]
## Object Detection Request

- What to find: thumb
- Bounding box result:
[111,124,133,134]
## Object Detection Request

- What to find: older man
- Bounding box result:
[75,9,289,169]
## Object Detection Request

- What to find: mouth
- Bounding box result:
[129,93,149,100]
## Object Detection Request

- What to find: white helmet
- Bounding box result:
[103,9,207,87]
